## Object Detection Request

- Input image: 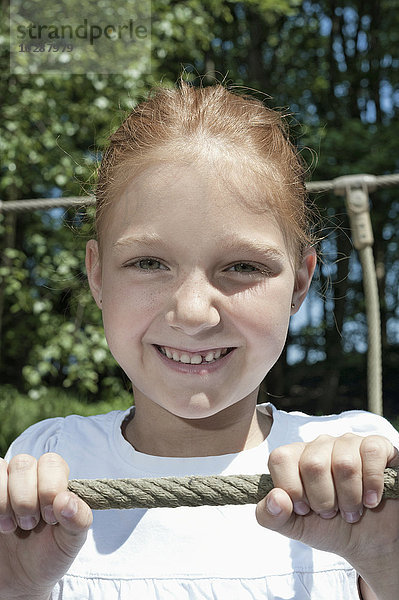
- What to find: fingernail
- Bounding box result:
[17,515,37,530]
[343,510,362,523]
[43,505,58,525]
[267,495,283,516]
[294,501,310,516]
[0,516,16,533]
[364,491,378,508]
[60,496,78,519]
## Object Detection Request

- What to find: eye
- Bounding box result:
[229,263,257,273]
[125,258,167,271]
[225,263,272,276]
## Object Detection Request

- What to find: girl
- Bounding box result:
[1,81,398,600]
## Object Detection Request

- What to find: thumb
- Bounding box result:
[52,491,93,557]
[256,489,300,538]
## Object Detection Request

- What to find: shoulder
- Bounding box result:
[4,410,128,461]
[261,403,399,448]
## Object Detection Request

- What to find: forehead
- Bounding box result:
[101,162,288,254]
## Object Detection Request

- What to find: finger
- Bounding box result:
[38,453,70,525]
[360,436,398,509]
[8,454,40,531]
[256,488,296,530]
[387,444,399,467]
[52,491,93,557]
[0,458,16,534]
[268,443,310,516]
[299,435,337,518]
[331,434,363,523]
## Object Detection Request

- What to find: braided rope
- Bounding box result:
[67,468,399,510]
[359,246,383,415]
[306,173,399,193]
[0,196,95,213]
[1,174,398,213]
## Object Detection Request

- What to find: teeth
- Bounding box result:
[190,355,203,364]
[158,346,229,365]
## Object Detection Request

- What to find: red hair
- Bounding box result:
[95,80,314,261]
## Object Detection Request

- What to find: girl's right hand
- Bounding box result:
[0,452,92,600]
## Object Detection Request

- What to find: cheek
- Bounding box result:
[230,282,292,331]
[103,270,160,316]
[101,278,161,349]
[230,284,292,363]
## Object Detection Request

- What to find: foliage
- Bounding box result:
[0,385,133,458]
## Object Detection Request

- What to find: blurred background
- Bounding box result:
[1,0,398,455]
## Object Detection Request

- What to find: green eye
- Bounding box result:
[226,263,273,277]
[123,257,168,272]
[231,263,258,272]
[136,258,162,270]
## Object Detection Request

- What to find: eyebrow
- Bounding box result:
[113,232,168,249]
[113,232,286,260]
[217,235,286,260]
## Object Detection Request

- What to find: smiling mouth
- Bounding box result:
[154,345,235,365]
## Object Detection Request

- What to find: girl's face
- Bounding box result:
[86,163,315,420]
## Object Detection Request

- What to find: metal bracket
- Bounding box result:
[333,174,377,250]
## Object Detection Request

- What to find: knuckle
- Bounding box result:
[314,434,334,444]
[9,454,37,473]
[361,435,387,458]
[333,455,359,478]
[300,457,326,479]
[0,462,8,510]
[268,445,294,468]
[0,459,8,485]
[339,433,358,442]
[39,452,68,471]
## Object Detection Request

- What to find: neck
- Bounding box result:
[123,390,272,457]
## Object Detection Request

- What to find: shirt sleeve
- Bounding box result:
[340,410,399,450]
[3,417,64,461]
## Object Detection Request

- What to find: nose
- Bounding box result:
[165,272,221,335]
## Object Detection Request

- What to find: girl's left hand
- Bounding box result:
[256,434,399,597]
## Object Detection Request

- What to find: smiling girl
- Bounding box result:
[1,81,398,600]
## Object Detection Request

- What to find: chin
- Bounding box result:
[163,393,228,420]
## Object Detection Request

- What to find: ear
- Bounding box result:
[291,247,317,314]
[85,239,103,309]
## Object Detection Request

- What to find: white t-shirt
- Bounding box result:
[5,403,399,600]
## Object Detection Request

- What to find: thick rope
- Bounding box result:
[67,468,399,510]
[337,181,384,416]
[306,173,399,193]
[0,196,95,213]
[359,246,383,415]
